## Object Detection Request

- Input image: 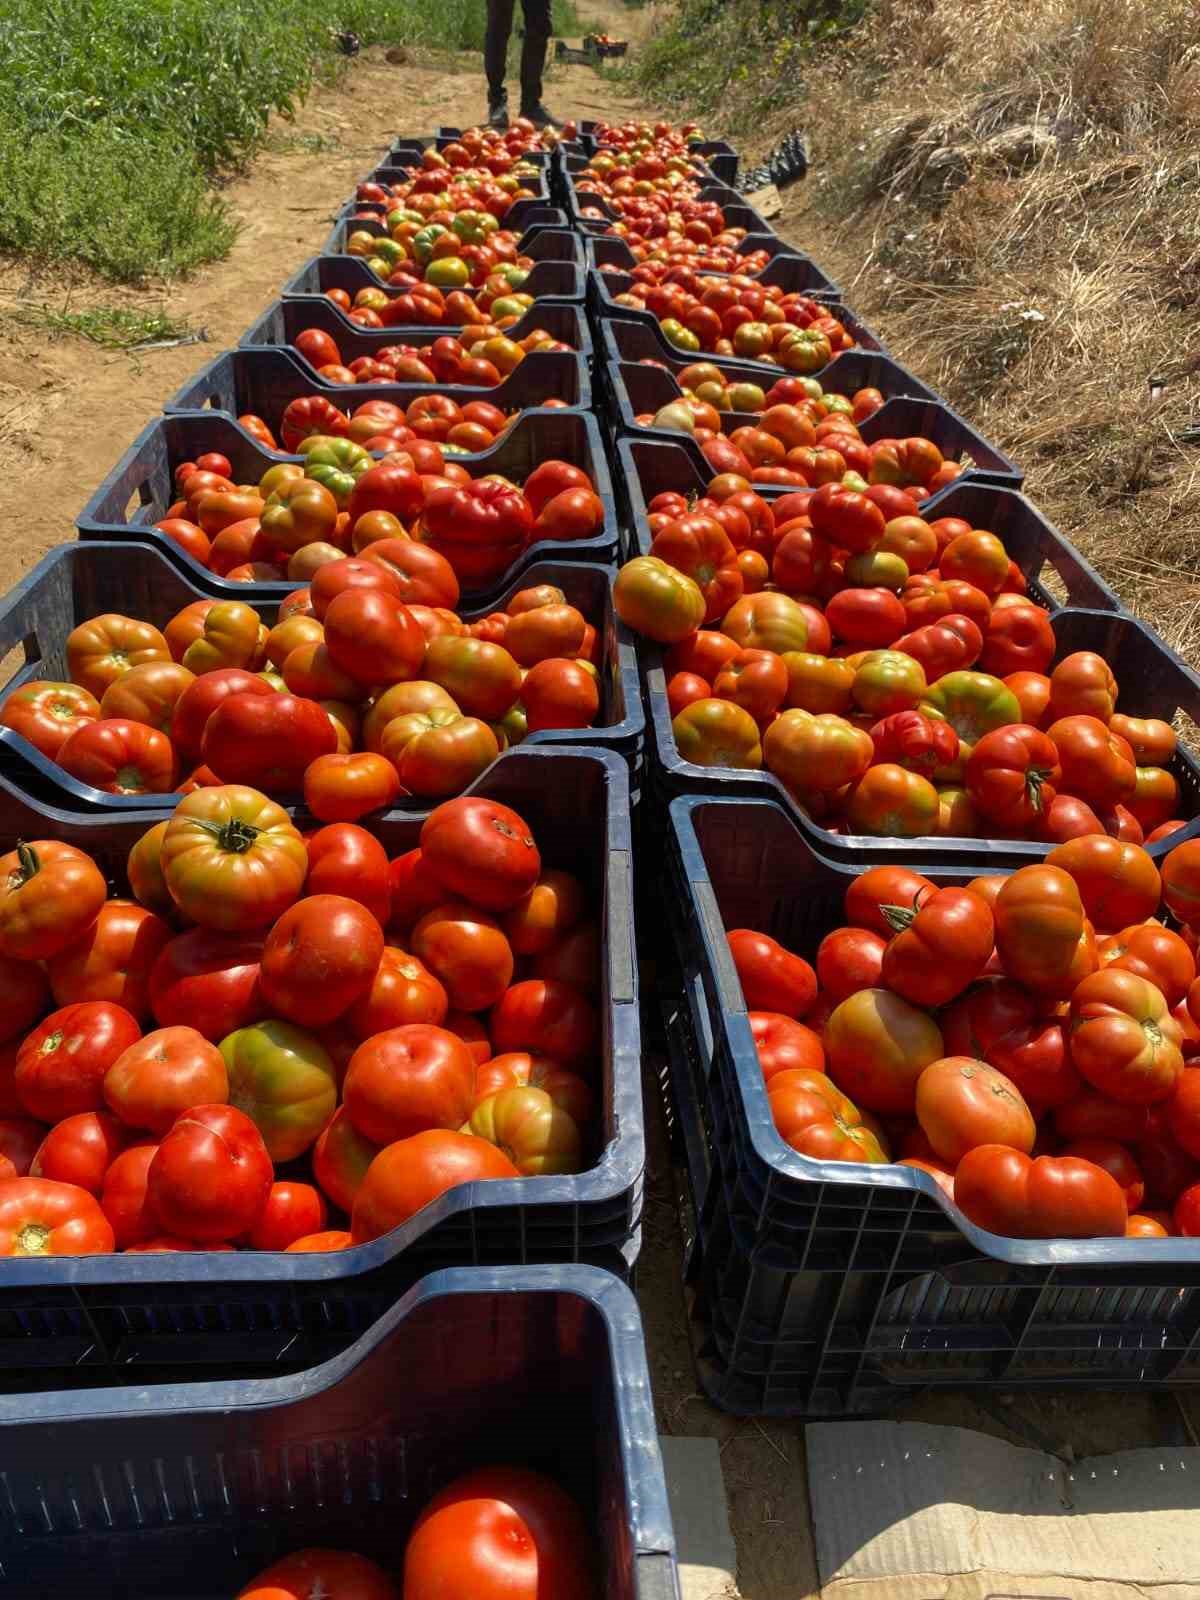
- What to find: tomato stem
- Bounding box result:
[13,841,40,886]
[193,817,261,854]
[879,901,917,933]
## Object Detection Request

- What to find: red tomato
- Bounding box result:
[815,926,886,1001]
[411,901,515,1011]
[1099,923,1195,1007]
[103,1026,228,1134]
[31,1111,129,1195]
[246,1181,329,1251]
[387,848,448,932]
[1068,969,1183,1104]
[915,1056,1036,1164]
[843,865,933,935]
[312,1105,381,1213]
[304,752,402,823]
[346,947,448,1037]
[825,987,944,1114]
[351,1129,518,1240]
[99,1142,160,1247]
[307,823,392,925]
[420,796,541,910]
[1059,1137,1145,1210]
[45,899,171,1021]
[954,1146,1128,1238]
[343,1023,476,1145]
[749,1012,826,1079]
[202,691,338,791]
[1174,1184,1200,1236]
[403,1467,596,1600]
[490,979,597,1066]
[260,895,385,1028]
[147,1104,273,1242]
[880,887,994,1008]
[0,840,108,963]
[0,951,50,1043]
[149,929,266,1042]
[0,1178,115,1256]
[726,929,817,1017]
[170,667,274,766]
[15,1001,141,1122]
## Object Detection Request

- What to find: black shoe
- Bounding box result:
[521,102,561,129]
[487,94,509,130]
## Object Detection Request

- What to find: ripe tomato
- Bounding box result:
[0,1177,115,1256]
[246,1180,329,1252]
[844,866,933,935]
[312,1105,381,1213]
[1099,923,1195,1007]
[99,1142,160,1246]
[16,1000,141,1122]
[161,785,308,931]
[846,763,939,838]
[879,886,994,1008]
[815,927,886,1001]
[285,1230,353,1252]
[500,870,585,958]
[411,901,514,1011]
[613,556,705,643]
[351,1128,518,1241]
[0,680,100,760]
[103,1026,228,1134]
[965,724,1060,830]
[1127,1211,1171,1238]
[202,691,338,791]
[941,978,1079,1112]
[674,698,764,769]
[767,1067,887,1162]
[403,1467,596,1600]
[46,899,171,1021]
[649,514,742,624]
[1047,714,1136,811]
[147,1104,273,1242]
[260,895,385,1028]
[1069,969,1183,1104]
[490,978,597,1066]
[727,929,816,1017]
[825,987,944,1114]
[220,1020,338,1161]
[307,823,392,924]
[1045,836,1160,934]
[954,1145,1127,1239]
[346,946,448,1037]
[149,928,265,1042]
[237,1548,398,1600]
[1047,650,1118,722]
[750,1013,826,1079]
[66,614,170,698]
[303,752,402,823]
[170,667,274,766]
[521,659,600,732]
[420,796,540,910]
[0,841,107,962]
[915,1056,1036,1163]
[344,1022,476,1145]
[31,1111,129,1195]
[993,864,1091,999]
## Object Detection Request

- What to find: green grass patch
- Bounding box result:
[7,303,198,351]
[0,0,578,282]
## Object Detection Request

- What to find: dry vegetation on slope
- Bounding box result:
[644,0,1200,656]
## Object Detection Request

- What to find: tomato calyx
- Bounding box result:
[1024,765,1052,813]
[16,1221,49,1254]
[194,816,262,855]
[10,841,43,889]
[492,816,534,848]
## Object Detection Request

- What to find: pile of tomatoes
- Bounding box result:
[142,443,604,589]
[727,834,1200,1240]
[352,146,545,223]
[636,359,885,442]
[287,323,573,387]
[608,270,855,363]
[323,268,545,331]
[236,1467,595,1599]
[613,469,1186,842]
[0,789,602,1257]
[343,218,547,307]
[3,547,605,803]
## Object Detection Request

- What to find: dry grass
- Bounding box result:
[716,0,1200,657]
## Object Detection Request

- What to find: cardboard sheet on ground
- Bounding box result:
[807,1421,1200,1600]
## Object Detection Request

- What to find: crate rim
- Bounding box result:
[668,788,1200,1265]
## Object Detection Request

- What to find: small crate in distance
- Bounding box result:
[0,1265,680,1600]
[555,38,599,64]
[660,793,1200,1417]
[281,234,586,309]
[0,544,644,808]
[0,749,642,1391]
[584,32,629,56]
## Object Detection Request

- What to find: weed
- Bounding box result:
[6,305,198,351]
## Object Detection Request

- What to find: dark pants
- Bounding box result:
[485,0,551,109]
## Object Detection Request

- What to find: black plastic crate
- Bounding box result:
[586,233,803,280]
[588,243,839,302]
[0,749,642,1389]
[240,294,593,364]
[598,296,887,363]
[661,793,1200,1415]
[328,193,565,252]
[567,179,751,231]
[577,194,775,236]
[0,544,644,807]
[162,345,593,437]
[562,141,738,189]
[643,605,1198,866]
[598,313,893,388]
[282,237,585,310]
[610,368,1021,505]
[77,408,619,601]
[291,232,582,305]
[0,1265,679,1600]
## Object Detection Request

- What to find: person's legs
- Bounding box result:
[518,0,553,115]
[484,0,516,104]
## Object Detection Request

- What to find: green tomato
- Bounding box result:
[844,550,909,591]
[219,1020,337,1162]
[301,436,372,506]
[851,649,927,717]
[661,318,701,353]
[921,670,1021,748]
[412,223,448,265]
[425,256,470,289]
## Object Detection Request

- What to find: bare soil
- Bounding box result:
[0,8,1187,1596]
